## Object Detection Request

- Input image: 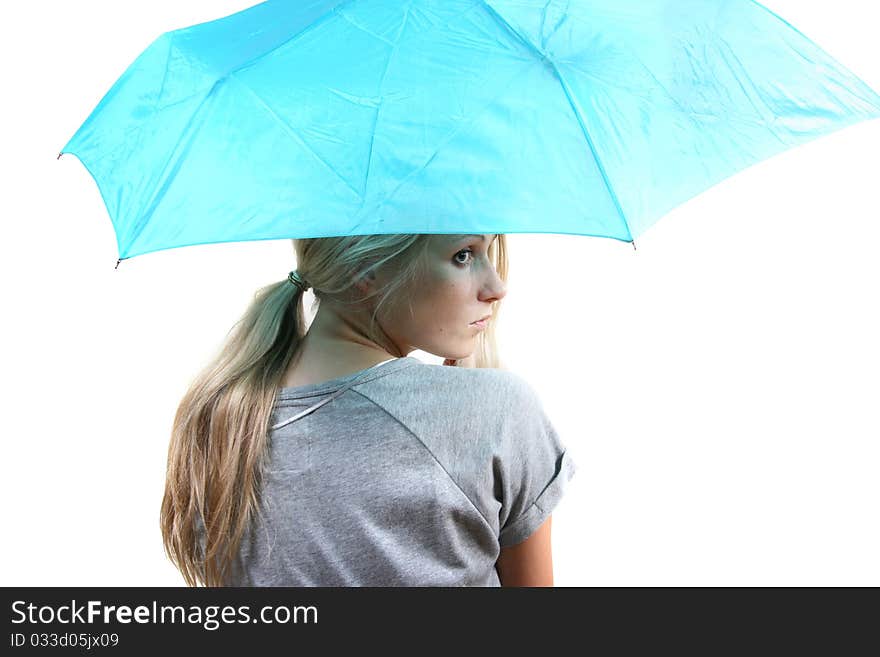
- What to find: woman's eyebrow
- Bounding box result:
[450,234,496,243]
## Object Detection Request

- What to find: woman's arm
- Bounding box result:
[494,515,554,586]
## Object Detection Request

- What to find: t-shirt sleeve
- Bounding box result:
[496,375,578,548]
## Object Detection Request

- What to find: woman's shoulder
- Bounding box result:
[361,357,550,453]
[389,357,539,405]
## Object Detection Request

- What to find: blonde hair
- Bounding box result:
[160,233,509,586]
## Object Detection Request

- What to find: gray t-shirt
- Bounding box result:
[213,355,576,586]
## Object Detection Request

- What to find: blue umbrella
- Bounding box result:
[59,0,880,265]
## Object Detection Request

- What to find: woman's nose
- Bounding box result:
[485,270,507,301]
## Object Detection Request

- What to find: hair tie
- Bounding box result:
[287,270,311,292]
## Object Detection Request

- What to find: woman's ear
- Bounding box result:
[351,269,377,295]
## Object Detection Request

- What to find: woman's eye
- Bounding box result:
[453,248,474,266]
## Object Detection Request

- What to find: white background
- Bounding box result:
[2,0,878,586]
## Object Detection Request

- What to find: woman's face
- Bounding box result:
[378,234,506,360]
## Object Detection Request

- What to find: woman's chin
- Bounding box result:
[442,349,476,366]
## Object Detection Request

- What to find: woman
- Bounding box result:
[160,232,576,586]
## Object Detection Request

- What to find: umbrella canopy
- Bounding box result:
[60,0,880,263]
